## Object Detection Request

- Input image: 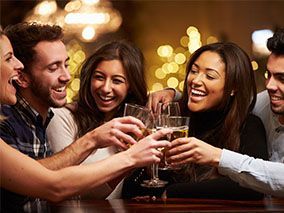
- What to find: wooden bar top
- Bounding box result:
[28,197,284,212]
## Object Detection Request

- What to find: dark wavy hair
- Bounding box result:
[180,42,256,182]
[4,22,63,74]
[72,40,148,137]
[182,42,256,150]
[267,28,284,55]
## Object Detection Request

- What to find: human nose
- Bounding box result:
[101,79,112,93]
[59,66,71,83]
[266,76,277,92]
[192,73,204,84]
[14,56,24,71]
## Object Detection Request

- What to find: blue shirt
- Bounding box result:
[0,94,54,212]
[0,95,53,159]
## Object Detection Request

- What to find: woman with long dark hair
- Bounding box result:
[164,42,268,199]
[47,40,148,198]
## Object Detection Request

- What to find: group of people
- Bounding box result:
[0,22,283,212]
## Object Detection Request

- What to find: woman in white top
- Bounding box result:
[47,40,148,198]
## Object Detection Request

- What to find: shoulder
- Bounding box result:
[49,107,76,129]
[253,90,270,115]
[243,114,265,131]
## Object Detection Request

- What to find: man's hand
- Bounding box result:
[166,137,222,167]
[147,89,176,113]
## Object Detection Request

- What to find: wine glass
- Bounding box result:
[123,103,153,141]
[162,116,190,170]
[155,102,181,170]
[156,102,181,117]
[123,103,168,188]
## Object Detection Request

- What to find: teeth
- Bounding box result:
[99,95,114,101]
[55,86,65,92]
[8,75,19,85]
[191,89,206,96]
[271,96,282,101]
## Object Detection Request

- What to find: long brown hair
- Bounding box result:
[180,42,256,181]
[72,40,147,137]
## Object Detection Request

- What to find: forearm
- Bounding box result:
[1,140,134,202]
[50,151,134,200]
[218,149,284,197]
[39,133,95,170]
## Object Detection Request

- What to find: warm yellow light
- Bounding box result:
[174,53,186,64]
[167,77,179,88]
[71,78,80,91]
[162,63,170,74]
[180,36,189,47]
[207,36,218,44]
[73,50,86,63]
[83,0,99,5]
[151,83,164,92]
[155,68,167,79]
[251,60,259,71]
[188,31,201,40]
[68,61,78,74]
[82,26,96,40]
[65,0,81,12]
[264,71,268,79]
[65,12,108,25]
[66,88,74,103]
[186,26,198,36]
[35,0,57,16]
[179,81,184,91]
[188,42,201,54]
[157,45,173,57]
[169,62,179,73]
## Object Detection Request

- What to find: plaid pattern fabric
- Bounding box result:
[0,94,54,211]
[0,94,53,159]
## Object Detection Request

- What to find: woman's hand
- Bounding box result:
[86,116,146,150]
[166,137,222,167]
[126,128,172,168]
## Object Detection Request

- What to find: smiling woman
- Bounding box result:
[162,42,269,199]
[0,31,23,105]
[46,40,147,199]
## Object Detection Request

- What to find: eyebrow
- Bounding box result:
[192,63,222,77]
[47,57,70,66]
[94,70,127,80]
[4,52,12,58]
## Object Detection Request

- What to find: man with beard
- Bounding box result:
[0,23,147,210]
[163,29,284,197]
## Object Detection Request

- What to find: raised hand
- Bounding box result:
[126,128,172,168]
[147,89,176,113]
[86,116,146,150]
[166,137,222,167]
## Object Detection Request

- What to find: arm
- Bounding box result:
[219,149,284,197]
[0,129,172,202]
[40,116,147,170]
[167,137,284,197]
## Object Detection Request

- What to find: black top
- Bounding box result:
[122,114,268,200]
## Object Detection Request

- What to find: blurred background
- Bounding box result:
[1,0,284,102]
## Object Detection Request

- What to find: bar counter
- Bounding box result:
[27,197,284,212]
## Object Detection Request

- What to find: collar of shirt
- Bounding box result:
[16,93,54,128]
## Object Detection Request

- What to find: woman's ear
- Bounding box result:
[230,90,235,96]
[15,72,30,88]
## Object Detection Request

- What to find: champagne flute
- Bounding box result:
[123,103,168,188]
[157,102,181,117]
[156,102,181,170]
[162,116,190,170]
